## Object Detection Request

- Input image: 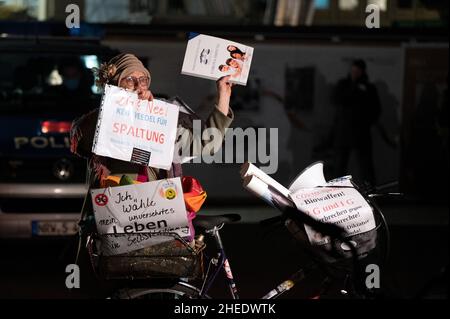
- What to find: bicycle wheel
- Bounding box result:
[113,281,210,299]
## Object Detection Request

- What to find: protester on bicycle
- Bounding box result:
[70,53,234,296]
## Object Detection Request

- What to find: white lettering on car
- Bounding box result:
[14,137,70,149]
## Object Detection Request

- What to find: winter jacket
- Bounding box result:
[70,96,234,224]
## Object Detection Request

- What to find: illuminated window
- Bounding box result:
[82,55,99,70]
[81,55,101,94]
[315,0,330,10]
[339,0,359,11]
[367,0,387,11]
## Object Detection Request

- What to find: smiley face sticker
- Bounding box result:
[164,188,177,200]
[159,181,178,200]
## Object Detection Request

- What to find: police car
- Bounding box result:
[0,36,116,237]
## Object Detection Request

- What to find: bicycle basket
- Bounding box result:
[88,232,205,280]
[286,218,379,264]
[285,178,384,265]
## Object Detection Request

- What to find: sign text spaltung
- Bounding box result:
[92,84,179,170]
[91,177,190,255]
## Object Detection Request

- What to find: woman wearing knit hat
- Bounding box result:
[70,53,234,296]
[94,53,153,100]
[71,52,233,182]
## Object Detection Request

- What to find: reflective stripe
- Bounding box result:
[0,183,88,198]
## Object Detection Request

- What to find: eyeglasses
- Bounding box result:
[123,76,150,89]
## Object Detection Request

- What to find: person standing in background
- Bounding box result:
[331,59,381,185]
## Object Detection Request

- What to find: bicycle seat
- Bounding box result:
[193,214,241,230]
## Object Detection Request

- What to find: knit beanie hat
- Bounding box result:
[94,53,151,88]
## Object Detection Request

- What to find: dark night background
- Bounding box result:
[0,0,448,300]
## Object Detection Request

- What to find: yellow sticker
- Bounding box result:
[165,188,177,200]
[159,180,178,200]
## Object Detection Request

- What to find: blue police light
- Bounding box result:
[69,23,105,38]
[0,21,104,38]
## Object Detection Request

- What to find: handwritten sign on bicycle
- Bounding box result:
[90,177,190,255]
[291,178,376,246]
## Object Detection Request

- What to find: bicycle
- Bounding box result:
[87,179,393,300]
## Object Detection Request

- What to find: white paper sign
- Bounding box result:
[92,84,179,170]
[291,178,376,246]
[90,177,190,255]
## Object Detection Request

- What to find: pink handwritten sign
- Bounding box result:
[92,85,179,170]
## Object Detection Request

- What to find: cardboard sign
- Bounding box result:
[92,84,179,170]
[291,178,376,246]
[90,177,190,255]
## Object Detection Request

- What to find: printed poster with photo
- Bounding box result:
[181,33,254,86]
[92,84,179,170]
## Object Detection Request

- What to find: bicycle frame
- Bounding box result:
[196,223,317,299]
[199,224,239,299]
